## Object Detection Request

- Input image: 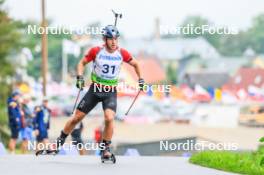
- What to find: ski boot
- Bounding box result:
[100,140,116,164]
[36,131,67,156]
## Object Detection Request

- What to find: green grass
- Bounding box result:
[189,148,264,175]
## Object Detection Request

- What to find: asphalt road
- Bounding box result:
[0,155,237,175]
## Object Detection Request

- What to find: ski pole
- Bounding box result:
[71,88,82,114]
[125,91,141,116]
[112,9,122,26]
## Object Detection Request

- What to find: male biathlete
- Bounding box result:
[40,25,144,162]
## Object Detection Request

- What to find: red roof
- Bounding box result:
[123,57,166,84]
[223,67,264,91]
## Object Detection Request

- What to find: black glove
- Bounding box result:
[76,75,85,89]
[138,78,145,91]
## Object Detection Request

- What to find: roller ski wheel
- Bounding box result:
[101,153,116,164]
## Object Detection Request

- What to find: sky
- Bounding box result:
[4,0,264,38]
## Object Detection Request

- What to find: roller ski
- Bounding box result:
[36,132,67,156]
[100,140,116,164]
[35,148,58,156]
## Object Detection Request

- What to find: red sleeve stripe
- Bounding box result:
[83,46,101,63]
[120,48,132,63]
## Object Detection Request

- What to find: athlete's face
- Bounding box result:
[105,37,118,51]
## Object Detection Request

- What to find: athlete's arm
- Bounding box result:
[77,46,99,76]
[77,59,88,76]
[120,48,142,79]
[127,58,142,79]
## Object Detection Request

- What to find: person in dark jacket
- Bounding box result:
[34,97,51,150]
[7,91,22,154]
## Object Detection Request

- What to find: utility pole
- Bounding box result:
[41,0,48,96]
[62,49,68,82]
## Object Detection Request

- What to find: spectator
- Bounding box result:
[7,91,22,154]
[34,97,51,151]
[19,95,35,154]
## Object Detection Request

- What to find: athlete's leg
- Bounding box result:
[55,86,99,150]
[102,109,115,141]
[55,110,88,150]
[101,89,117,157]
[63,110,86,135]
[102,88,117,141]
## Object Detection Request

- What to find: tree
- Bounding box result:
[0,0,23,144]
[25,21,72,81]
[181,16,210,38]
[181,16,223,50]
[166,63,177,84]
[247,14,264,54]
[0,0,22,104]
[217,31,249,56]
